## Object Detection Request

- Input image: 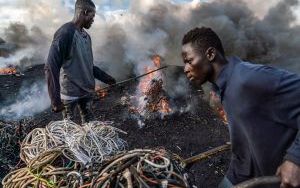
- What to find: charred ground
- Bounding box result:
[0,65,230,187]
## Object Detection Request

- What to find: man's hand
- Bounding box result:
[108,78,116,85]
[276,160,300,188]
[52,103,64,113]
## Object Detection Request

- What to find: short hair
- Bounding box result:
[75,0,96,11]
[182,27,225,56]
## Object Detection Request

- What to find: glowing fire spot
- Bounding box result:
[159,98,172,114]
[134,55,172,115]
[210,91,228,124]
[152,55,161,67]
[95,85,108,99]
[0,67,17,75]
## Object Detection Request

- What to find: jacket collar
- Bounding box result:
[214,56,242,101]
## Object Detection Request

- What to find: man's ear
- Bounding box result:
[205,47,216,62]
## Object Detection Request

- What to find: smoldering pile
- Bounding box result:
[0,64,230,186]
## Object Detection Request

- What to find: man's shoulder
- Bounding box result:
[53,22,76,41]
[235,60,283,81]
[231,59,284,94]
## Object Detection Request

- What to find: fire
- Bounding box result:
[0,67,17,75]
[159,98,172,114]
[210,91,228,124]
[216,106,228,124]
[134,55,172,116]
[95,85,108,99]
[152,55,161,67]
[138,55,162,94]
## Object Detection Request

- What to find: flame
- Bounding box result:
[134,55,172,115]
[152,55,161,67]
[95,85,108,99]
[0,67,17,75]
[138,55,162,94]
[216,106,228,124]
[159,98,172,114]
[210,91,228,124]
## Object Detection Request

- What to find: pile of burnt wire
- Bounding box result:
[2,120,190,188]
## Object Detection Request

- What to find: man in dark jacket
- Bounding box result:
[181,27,300,188]
[45,0,115,123]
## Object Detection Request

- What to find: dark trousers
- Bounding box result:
[62,96,94,124]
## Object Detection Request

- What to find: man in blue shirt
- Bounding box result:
[181,27,300,187]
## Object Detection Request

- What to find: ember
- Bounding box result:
[0,66,17,75]
[131,55,172,120]
[95,85,109,99]
[210,91,228,124]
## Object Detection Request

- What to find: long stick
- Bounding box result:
[182,143,231,168]
[96,66,168,91]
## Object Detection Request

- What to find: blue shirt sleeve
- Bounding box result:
[273,71,300,165]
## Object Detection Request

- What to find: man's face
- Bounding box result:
[182,42,212,86]
[83,8,96,29]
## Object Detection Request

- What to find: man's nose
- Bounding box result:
[184,64,190,74]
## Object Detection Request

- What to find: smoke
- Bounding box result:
[91,0,300,99]
[1,0,300,73]
[1,0,300,120]
[0,81,50,120]
[1,23,49,70]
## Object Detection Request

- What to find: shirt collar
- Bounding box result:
[214,56,242,100]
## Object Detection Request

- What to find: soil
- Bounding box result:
[0,65,230,188]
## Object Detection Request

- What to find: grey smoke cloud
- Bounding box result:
[1,0,300,73]
[1,23,49,70]
[0,81,50,120]
[1,0,300,120]
[93,0,300,80]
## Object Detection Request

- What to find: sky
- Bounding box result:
[1,0,299,30]
[0,0,198,33]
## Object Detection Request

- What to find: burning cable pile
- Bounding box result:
[118,55,173,127]
[2,120,190,188]
[137,55,172,117]
[144,79,172,115]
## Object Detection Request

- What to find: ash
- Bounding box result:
[0,65,230,187]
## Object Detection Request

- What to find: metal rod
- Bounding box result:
[96,66,168,91]
[233,176,281,188]
[182,143,231,168]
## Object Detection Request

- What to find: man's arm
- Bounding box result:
[45,23,75,112]
[45,39,64,112]
[93,66,116,85]
[273,71,300,188]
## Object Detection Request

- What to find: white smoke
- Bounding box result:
[0,48,35,69]
[1,0,300,120]
[0,81,50,120]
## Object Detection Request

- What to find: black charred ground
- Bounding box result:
[0,65,230,187]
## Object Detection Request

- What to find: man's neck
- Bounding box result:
[72,19,84,31]
[210,57,228,84]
